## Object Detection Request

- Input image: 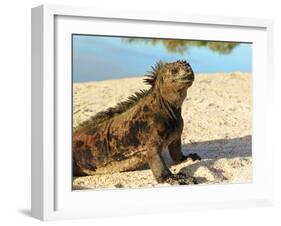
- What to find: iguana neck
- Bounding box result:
[152,89,181,121]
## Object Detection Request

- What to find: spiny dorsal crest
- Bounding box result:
[77,89,150,130]
[143,61,163,87]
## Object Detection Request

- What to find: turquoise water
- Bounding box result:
[73,35,252,83]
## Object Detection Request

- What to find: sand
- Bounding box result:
[72,72,252,190]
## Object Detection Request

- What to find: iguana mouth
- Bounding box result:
[178,73,194,82]
[181,80,193,87]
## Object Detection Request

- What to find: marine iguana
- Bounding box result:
[73,60,201,185]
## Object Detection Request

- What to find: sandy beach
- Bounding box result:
[72,72,252,190]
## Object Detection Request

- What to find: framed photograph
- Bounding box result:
[31,4,274,221]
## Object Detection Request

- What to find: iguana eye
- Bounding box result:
[171,68,178,74]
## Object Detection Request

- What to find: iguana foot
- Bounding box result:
[164,172,198,185]
[184,153,201,161]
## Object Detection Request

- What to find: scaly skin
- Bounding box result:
[73,60,201,185]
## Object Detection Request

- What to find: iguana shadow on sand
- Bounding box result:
[73,60,201,185]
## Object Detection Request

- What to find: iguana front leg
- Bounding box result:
[146,143,197,185]
[168,138,201,164]
[146,144,172,182]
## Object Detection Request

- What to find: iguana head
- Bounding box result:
[145,60,194,107]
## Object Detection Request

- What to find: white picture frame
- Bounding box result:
[31,4,274,221]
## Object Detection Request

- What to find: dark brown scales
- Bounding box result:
[73,60,201,185]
